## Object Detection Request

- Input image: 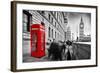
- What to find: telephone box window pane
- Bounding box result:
[32,33,37,51]
[41,33,45,50]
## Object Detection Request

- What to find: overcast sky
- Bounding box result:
[65,12,91,40]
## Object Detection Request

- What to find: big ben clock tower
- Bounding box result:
[79,17,84,41]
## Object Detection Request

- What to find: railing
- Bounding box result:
[72,42,91,60]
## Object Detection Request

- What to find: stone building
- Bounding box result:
[23,10,68,43]
[66,26,71,41]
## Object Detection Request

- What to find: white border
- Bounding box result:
[17,3,96,69]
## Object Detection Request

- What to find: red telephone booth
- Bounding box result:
[30,24,45,58]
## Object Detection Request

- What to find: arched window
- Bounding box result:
[55,31,56,38]
[48,27,51,37]
[52,29,53,38]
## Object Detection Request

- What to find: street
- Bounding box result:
[23,40,91,63]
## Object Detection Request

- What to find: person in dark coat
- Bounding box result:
[48,39,62,61]
[60,41,66,59]
[66,40,72,46]
[67,49,71,60]
[65,40,73,60]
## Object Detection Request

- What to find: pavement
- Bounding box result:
[23,39,91,63]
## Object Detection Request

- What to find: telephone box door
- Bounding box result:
[30,24,45,58]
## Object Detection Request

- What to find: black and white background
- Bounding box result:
[22,10,91,62]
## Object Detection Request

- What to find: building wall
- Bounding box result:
[23,10,67,43]
[66,26,71,41]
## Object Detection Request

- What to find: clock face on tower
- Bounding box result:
[80,24,84,28]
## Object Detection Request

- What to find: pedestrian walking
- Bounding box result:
[48,39,62,61]
[65,40,73,60]
[60,41,66,60]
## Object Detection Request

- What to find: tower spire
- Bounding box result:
[81,16,83,23]
[79,16,84,41]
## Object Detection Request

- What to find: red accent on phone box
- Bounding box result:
[30,24,45,58]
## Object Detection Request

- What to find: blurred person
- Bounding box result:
[65,40,73,60]
[48,39,62,61]
[60,41,66,60]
